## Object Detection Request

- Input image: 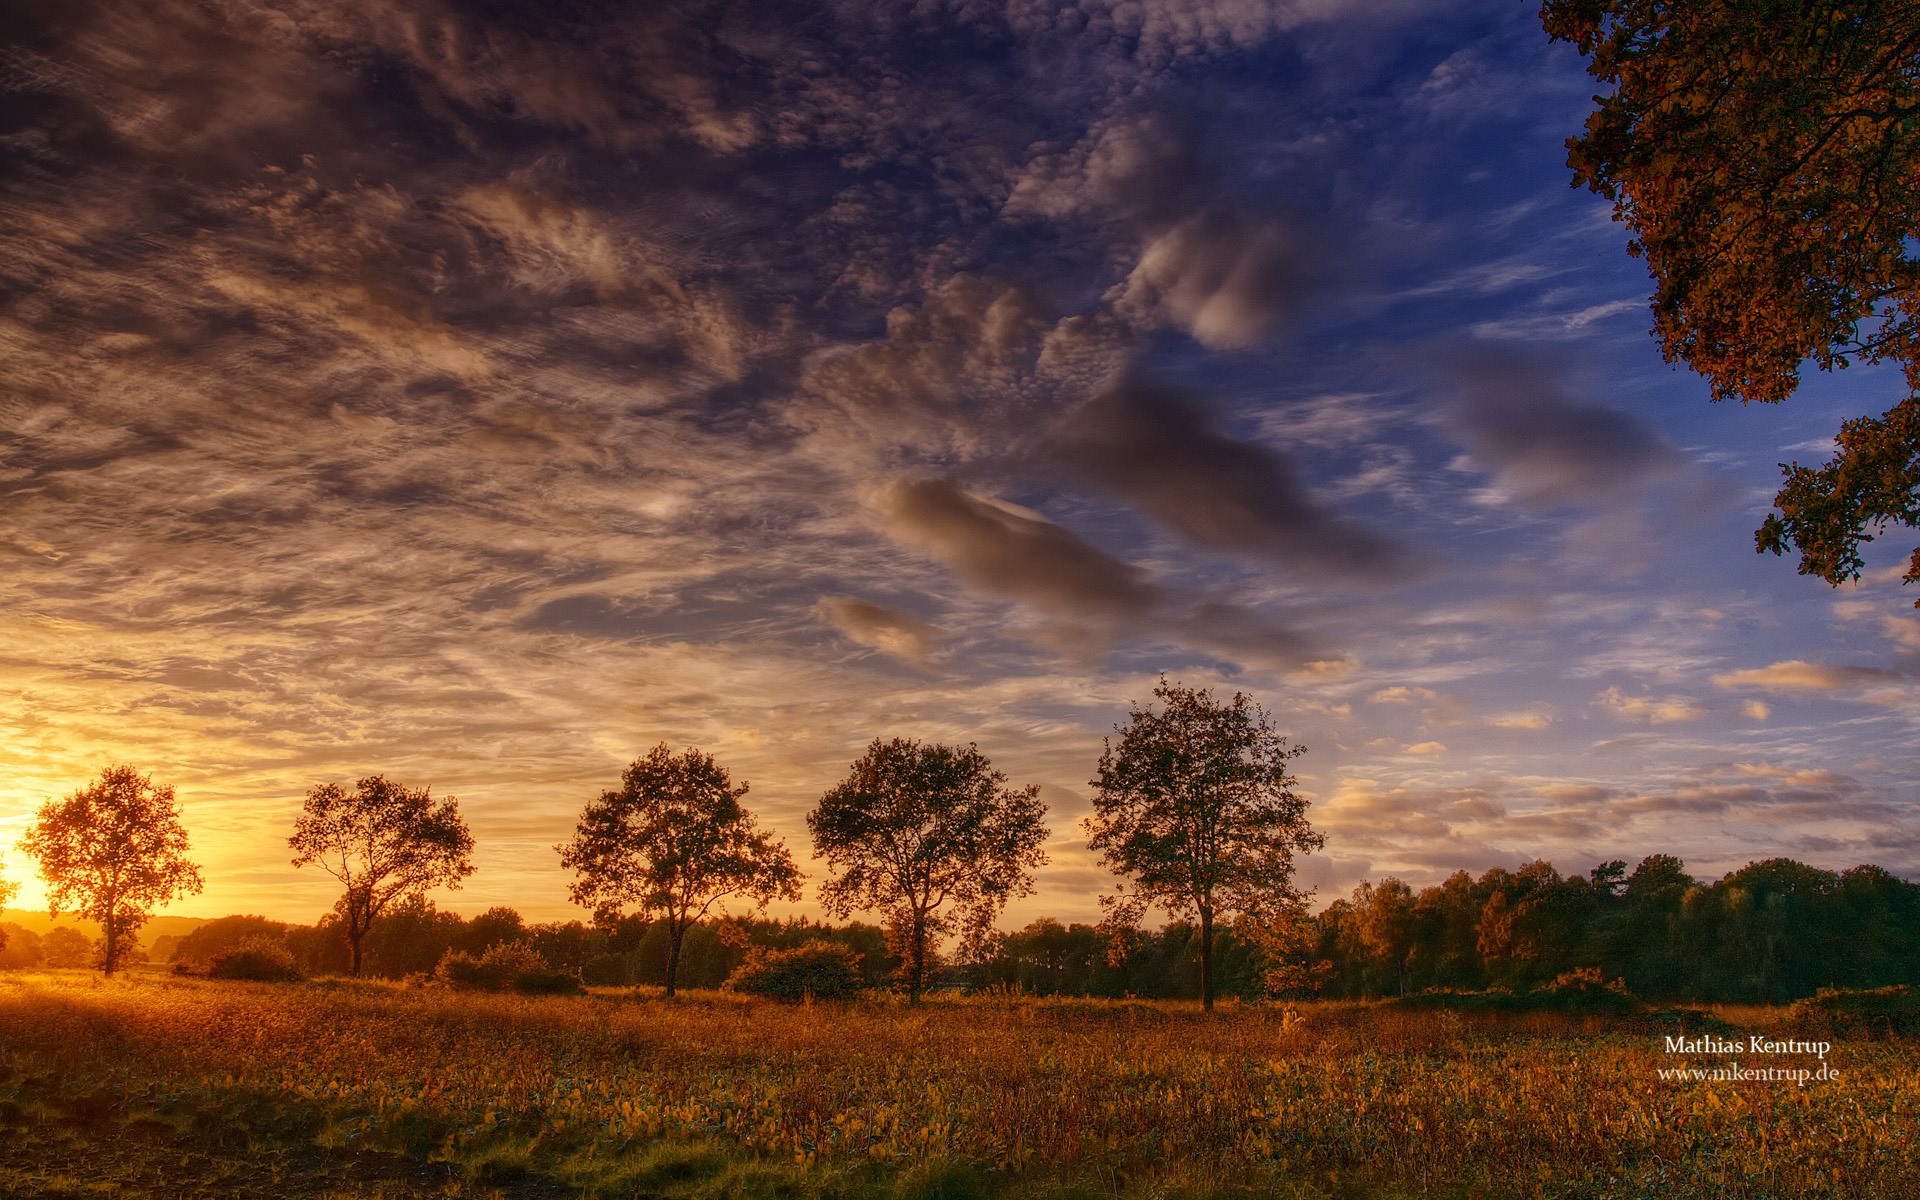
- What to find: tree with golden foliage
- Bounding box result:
[1086,678,1322,1012]
[0,857,16,954]
[290,775,473,977]
[19,765,204,974]
[810,738,1048,1005]
[559,744,802,998]
[1544,1,1920,599]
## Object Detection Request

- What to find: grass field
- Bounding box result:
[0,970,1913,1200]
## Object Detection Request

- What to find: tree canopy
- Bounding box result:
[289,775,474,977]
[1085,678,1322,1011]
[0,859,16,953]
[558,744,802,997]
[809,738,1049,1004]
[18,764,204,973]
[1543,0,1920,598]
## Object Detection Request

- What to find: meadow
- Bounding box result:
[1,970,1914,1200]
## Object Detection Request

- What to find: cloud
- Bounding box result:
[1054,379,1414,579]
[1489,712,1551,730]
[1113,210,1322,349]
[872,477,1315,665]
[1710,660,1902,694]
[875,478,1160,622]
[797,276,1051,459]
[1370,686,1437,704]
[1435,349,1687,509]
[1591,686,1704,725]
[815,597,946,668]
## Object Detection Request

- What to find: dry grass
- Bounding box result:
[0,970,1912,1198]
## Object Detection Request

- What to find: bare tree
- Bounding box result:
[810,738,1048,1004]
[289,775,473,977]
[1085,678,1322,1011]
[20,765,204,974]
[559,745,801,997]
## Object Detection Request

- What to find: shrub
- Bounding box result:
[1787,985,1920,1039]
[170,915,291,974]
[582,952,636,987]
[435,940,579,993]
[1394,969,1643,1016]
[511,968,585,995]
[726,940,864,1002]
[41,927,94,969]
[208,937,302,982]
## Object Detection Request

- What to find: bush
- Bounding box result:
[208,937,302,982]
[435,940,580,994]
[582,952,636,987]
[511,967,585,995]
[1394,969,1644,1016]
[1788,985,1920,1038]
[171,915,291,974]
[726,940,864,1002]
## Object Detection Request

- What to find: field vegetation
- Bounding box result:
[2,970,1914,1200]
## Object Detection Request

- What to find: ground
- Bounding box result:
[0,970,1912,1199]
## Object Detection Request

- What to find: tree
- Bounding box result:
[289,775,474,977]
[1543,1,1920,599]
[1352,877,1417,996]
[41,926,92,969]
[558,745,802,997]
[809,738,1049,1004]
[1085,678,1323,1011]
[0,857,15,953]
[18,765,204,974]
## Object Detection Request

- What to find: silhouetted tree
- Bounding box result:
[459,906,527,956]
[19,765,204,974]
[560,745,802,997]
[284,918,352,976]
[1085,678,1322,1011]
[171,915,291,974]
[360,894,464,978]
[289,775,474,977]
[41,925,91,968]
[0,924,40,969]
[810,738,1049,1004]
[0,858,15,952]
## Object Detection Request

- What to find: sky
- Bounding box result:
[2,0,1917,930]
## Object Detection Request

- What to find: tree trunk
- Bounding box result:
[102,915,118,977]
[666,920,685,998]
[1199,906,1214,1013]
[349,929,365,977]
[908,911,926,1005]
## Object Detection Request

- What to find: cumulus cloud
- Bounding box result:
[872,477,1314,665]
[1711,660,1902,694]
[1054,379,1414,579]
[1371,686,1437,704]
[815,597,946,668]
[875,478,1160,622]
[1591,686,1705,725]
[1113,210,1323,349]
[1490,711,1551,730]
[1435,349,1688,509]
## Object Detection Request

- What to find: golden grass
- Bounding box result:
[0,970,1913,1198]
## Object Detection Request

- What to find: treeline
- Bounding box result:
[13,853,1905,1007]
[1311,856,1920,1003]
[982,855,1920,1005]
[32,902,900,989]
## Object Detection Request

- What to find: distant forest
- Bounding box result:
[3,854,1914,1004]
